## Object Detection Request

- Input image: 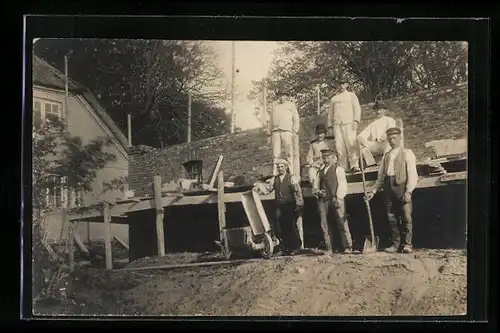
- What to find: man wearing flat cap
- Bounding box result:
[357,100,397,167]
[327,76,362,173]
[268,87,300,178]
[366,127,418,254]
[306,123,335,186]
[253,158,304,255]
[312,148,353,254]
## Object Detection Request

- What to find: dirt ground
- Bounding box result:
[35,249,467,317]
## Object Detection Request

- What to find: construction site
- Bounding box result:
[33,81,468,317]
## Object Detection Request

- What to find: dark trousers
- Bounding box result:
[384,178,413,247]
[274,202,301,252]
[317,198,353,252]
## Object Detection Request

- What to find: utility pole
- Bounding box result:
[187,92,192,143]
[64,55,69,129]
[262,80,267,126]
[316,85,321,115]
[230,41,236,134]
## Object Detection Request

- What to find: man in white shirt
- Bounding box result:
[268,88,300,177]
[327,77,362,173]
[312,148,352,255]
[357,100,397,167]
[366,127,419,254]
[306,123,334,185]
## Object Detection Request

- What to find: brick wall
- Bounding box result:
[129,83,468,196]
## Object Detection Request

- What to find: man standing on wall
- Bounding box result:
[268,88,300,177]
[313,148,353,255]
[366,127,418,254]
[357,100,397,167]
[306,124,333,186]
[327,77,362,173]
[254,158,304,256]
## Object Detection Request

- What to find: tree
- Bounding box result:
[32,117,117,302]
[34,39,231,148]
[249,41,468,118]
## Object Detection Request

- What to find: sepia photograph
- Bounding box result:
[31,38,468,317]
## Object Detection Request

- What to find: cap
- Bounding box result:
[386,127,402,136]
[275,158,289,166]
[315,123,327,134]
[320,148,335,156]
[373,100,387,110]
[338,76,349,84]
[276,88,290,96]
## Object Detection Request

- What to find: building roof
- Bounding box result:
[32,55,129,150]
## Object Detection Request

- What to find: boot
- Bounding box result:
[402,245,413,253]
[384,245,399,253]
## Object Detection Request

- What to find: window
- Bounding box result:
[183,160,203,182]
[45,175,68,209]
[33,98,63,129]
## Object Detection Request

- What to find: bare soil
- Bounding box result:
[34,249,467,317]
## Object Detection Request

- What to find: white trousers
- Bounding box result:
[272,130,294,176]
[332,124,359,170]
[360,140,391,166]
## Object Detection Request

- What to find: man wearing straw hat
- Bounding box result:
[357,99,397,167]
[268,87,300,177]
[253,158,304,256]
[327,76,362,173]
[366,127,418,254]
[312,148,353,255]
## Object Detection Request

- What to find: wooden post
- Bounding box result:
[296,216,304,250]
[65,210,75,272]
[127,113,132,147]
[153,175,166,257]
[103,202,113,270]
[217,170,230,257]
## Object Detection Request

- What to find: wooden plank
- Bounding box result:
[217,170,229,256]
[103,202,113,270]
[68,173,467,222]
[66,211,75,273]
[73,231,89,254]
[440,171,468,182]
[209,155,224,189]
[153,175,166,257]
[113,236,130,251]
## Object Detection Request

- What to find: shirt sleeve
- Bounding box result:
[292,103,300,133]
[267,106,273,136]
[351,93,362,123]
[336,167,348,200]
[292,182,304,207]
[405,150,419,193]
[313,170,321,191]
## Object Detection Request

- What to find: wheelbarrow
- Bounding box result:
[216,190,280,259]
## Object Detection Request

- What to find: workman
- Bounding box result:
[306,123,333,185]
[268,88,300,178]
[366,127,418,254]
[357,100,397,167]
[253,158,304,256]
[312,148,353,255]
[327,76,362,173]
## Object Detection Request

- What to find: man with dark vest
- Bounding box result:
[366,127,418,253]
[253,158,304,255]
[312,148,353,254]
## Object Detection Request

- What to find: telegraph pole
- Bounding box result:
[316,85,321,115]
[230,41,236,133]
[262,80,267,126]
[127,113,132,146]
[64,55,69,129]
[187,92,192,143]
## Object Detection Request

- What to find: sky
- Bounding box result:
[207,41,281,131]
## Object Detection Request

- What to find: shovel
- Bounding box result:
[359,143,379,254]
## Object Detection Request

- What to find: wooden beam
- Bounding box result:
[113,236,129,251]
[153,175,166,257]
[68,173,467,222]
[216,170,230,258]
[73,231,89,255]
[209,155,224,188]
[66,211,75,273]
[103,202,113,270]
